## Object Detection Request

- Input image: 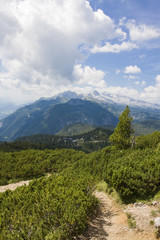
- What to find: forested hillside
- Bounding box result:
[0,127,113,153]
[56,123,96,136]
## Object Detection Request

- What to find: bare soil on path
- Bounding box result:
[0,180,31,193]
[78,191,157,240]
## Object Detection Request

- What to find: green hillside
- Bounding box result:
[56,123,96,136]
[0,127,113,153]
[134,119,160,135]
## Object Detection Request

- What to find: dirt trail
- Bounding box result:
[78,191,156,240]
[0,180,31,193]
[0,174,51,193]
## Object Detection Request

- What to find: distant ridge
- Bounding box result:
[1,90,160,141]
[0,98,118,141]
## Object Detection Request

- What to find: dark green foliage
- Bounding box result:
[1,130,160,201]
[103,148,160,200]
[135,131,160,149]
[0,173,98,239]
[15,135,82,151]
[109,106,134,149]
[72,140,160,201]
[0,129,160,240]
[0,149,85,185]
[0,127,113,153]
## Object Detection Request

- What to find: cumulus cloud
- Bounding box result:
[140,75,160,103]
[91,41,138,53]
[124,19,160,42]
[104,86,139,100]
[73,64,106,88]
[1,0,160,106]
[124,65,141,74]
[0,0,125,95]
[156,75,160,83]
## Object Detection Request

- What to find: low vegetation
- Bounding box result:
[0,106,160,238]
[126,212,136,229]
[0,173,97,239]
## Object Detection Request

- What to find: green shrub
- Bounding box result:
[96,181,108,192]
[0,173,98,239]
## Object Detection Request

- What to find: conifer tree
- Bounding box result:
[109,105,134,149]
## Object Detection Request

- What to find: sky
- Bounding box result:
[0,0,160,105]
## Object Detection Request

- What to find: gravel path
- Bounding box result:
[78,191,156,240]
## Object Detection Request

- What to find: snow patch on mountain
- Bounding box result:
[49,90,160,109]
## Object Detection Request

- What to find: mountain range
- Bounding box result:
[0,90,160,141]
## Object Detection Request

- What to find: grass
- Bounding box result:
[126,212,136,229]
[150,220,154,225]
[96,181,122,203]
[151,210,157,217]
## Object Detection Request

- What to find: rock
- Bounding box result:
[155,218,160,238]
[151,201,159,206]
[155,217,160,229]
[134,202,143,207]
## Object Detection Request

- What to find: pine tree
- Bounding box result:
[109,106,134,149]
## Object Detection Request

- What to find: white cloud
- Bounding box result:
[73,64,106,88]
[119,17,126,26]
[126,20,160,42]
[155,75,160,84]
[140,75,160,103]
[124,65,141,74]
[0,0,160,106]
[104,86,139,99]
[0,0,126,94]
[91,41,138,53]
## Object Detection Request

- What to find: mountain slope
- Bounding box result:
[56,123,96,136]
[0,99,118,141]
[1,90,160,141]
[134,119,160,135]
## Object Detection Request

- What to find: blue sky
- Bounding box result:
[87,0,160,88]
[0,0,160,104]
